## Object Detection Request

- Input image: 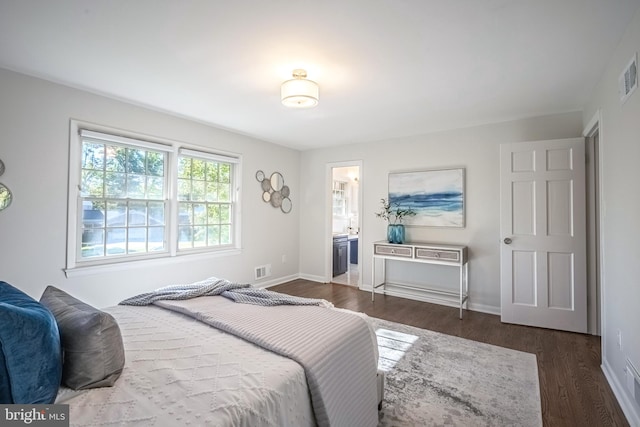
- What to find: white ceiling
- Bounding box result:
[1,1,638,150]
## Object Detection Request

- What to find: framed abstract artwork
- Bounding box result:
[388,168,465,227]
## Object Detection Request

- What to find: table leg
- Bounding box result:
[371,257,375,301]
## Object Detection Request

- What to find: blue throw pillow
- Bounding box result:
[0,344,10,401]
[0,281,62,404]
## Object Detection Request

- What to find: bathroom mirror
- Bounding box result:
[0,184,12,211]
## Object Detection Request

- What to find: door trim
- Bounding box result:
[583,109,604,336]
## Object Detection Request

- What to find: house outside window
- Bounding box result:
[66,122,241,273]
[80,137,168,258]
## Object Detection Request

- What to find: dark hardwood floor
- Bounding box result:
[271,279,629,427]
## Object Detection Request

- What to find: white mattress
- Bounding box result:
[55,304,315,427]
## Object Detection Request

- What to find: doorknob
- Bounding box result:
[503,237,513,245]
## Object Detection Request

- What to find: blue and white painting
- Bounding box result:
[389,168,465,227]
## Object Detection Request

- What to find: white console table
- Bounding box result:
[371,241,469,319]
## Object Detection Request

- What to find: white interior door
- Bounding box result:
[500,138,587,333]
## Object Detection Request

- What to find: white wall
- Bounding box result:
[583,7,640,424]
[0,68,301,307]
[299,111,583,312]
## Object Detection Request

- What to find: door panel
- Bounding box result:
[547,180,572,235]
[500,138,587,333]
[512,251,536,305]
[548,252,573,309]
[512,181,535,235]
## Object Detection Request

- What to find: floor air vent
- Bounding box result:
[625,358,640,406]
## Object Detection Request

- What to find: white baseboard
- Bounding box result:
[298,273,327,283]
[467,302,501,316]
[254,274,300,289]
[255,273,331,288]
[602,359,640,427]
[363,285,500,316]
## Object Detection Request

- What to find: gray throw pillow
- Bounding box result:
[39,286,125,390]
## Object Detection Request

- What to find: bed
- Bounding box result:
[44,284,384,426]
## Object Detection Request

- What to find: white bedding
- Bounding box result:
[55,304,315,427]
[155,297,379,426]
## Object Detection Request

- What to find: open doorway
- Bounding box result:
[330,164,361,287]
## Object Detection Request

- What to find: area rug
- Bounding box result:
[372,318,542,427]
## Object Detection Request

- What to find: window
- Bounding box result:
[80,133,169,259]
[67,124,241,272]
[177,149,235,249]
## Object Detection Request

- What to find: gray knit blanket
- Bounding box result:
[119,276,333,308]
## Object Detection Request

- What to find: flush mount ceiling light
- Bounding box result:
[281,69,319,108]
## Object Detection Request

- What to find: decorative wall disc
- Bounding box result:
[270,191,283,208]
[256,169,292,214]
[281,197,292,213]
[0,183,12,212]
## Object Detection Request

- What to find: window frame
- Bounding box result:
[176,148,239,252]
[65,120,242,276]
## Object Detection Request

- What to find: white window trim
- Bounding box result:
[179,148,241,164]
[64,247,242,278]
[81,129,174,152]
[65,119,243,276]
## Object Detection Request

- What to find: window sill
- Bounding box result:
[64,248,242,278]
